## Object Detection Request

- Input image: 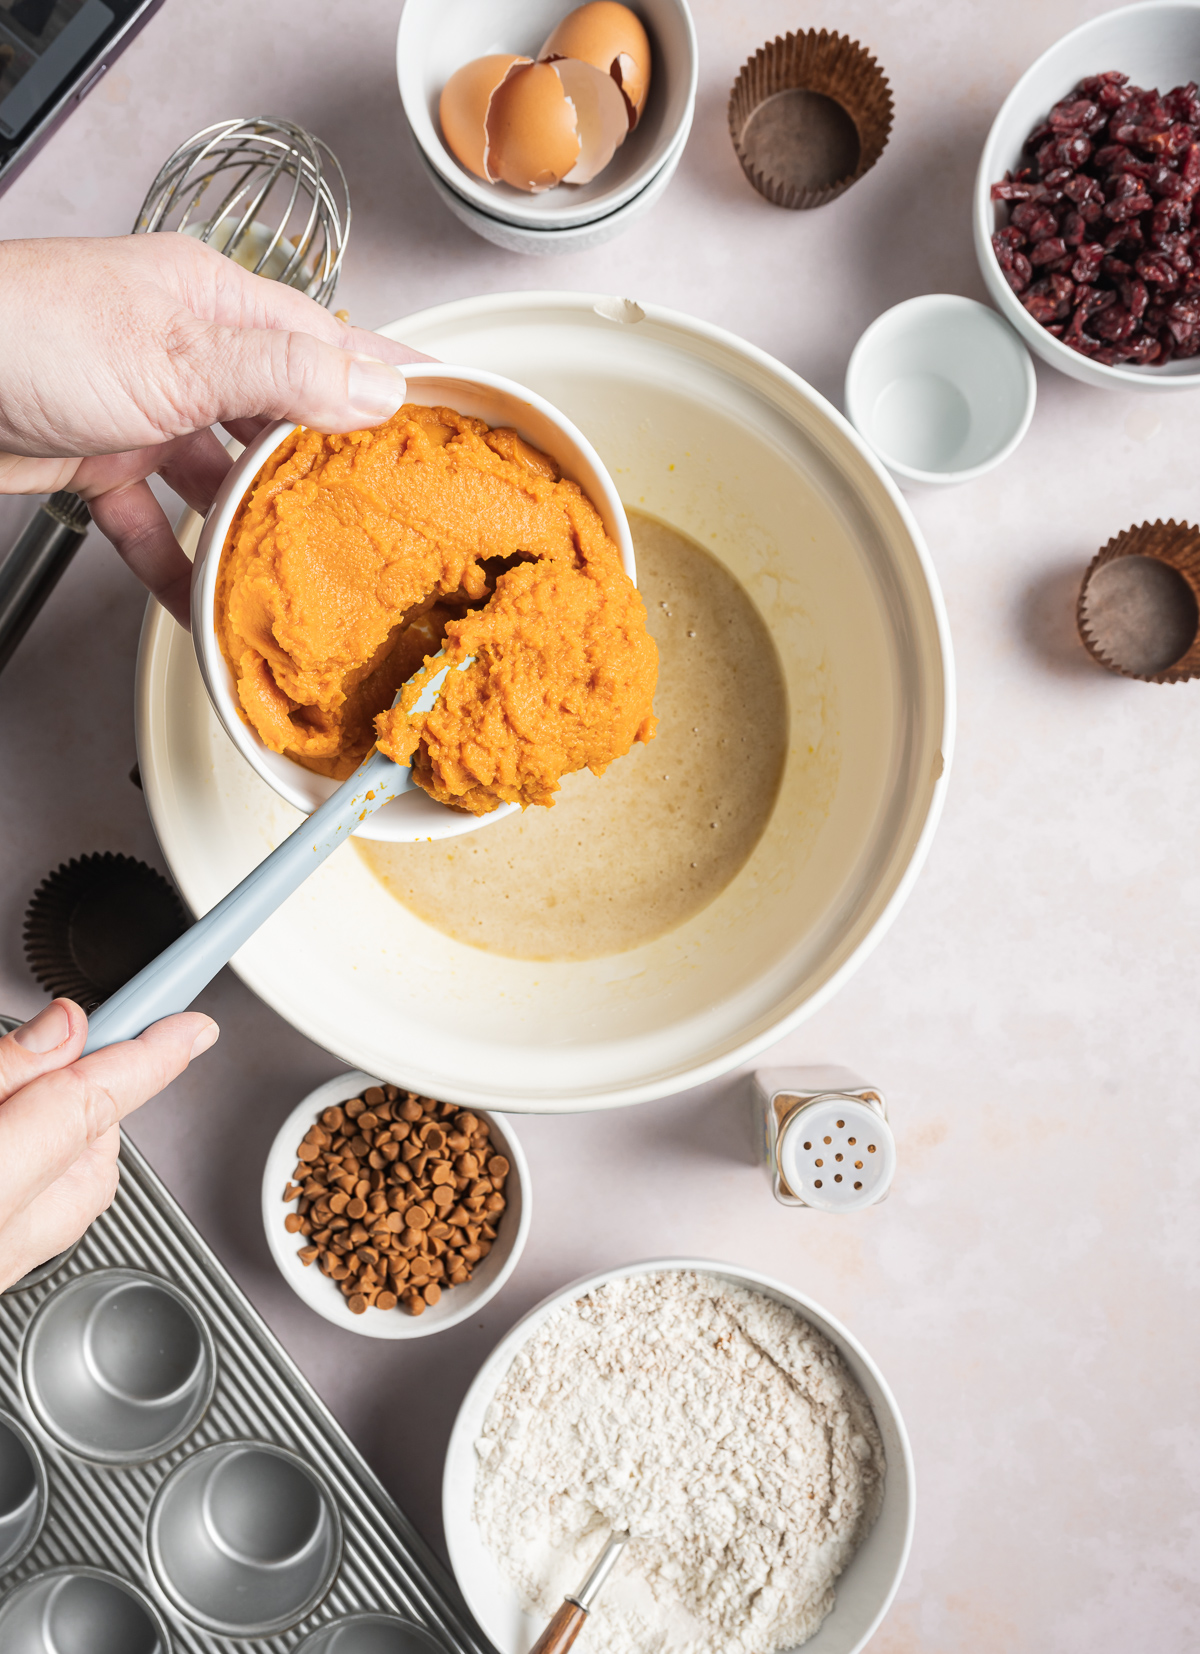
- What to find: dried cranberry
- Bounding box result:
[1135,252,1179,286]
[1064,174,1104,204]
[1037,134,1092,172]
[992,179,1035,202]
[1071,242,1105,283]
[1031,236,1069,266]
[1049,98,1099,133]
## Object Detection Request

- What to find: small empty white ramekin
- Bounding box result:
[845,294,1036,487]
[191,362,636,843]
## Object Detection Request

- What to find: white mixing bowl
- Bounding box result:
[443,1258,915,1654]
[398,0,698,231]
[137,294,953,1111]
[189,362,636,844]
[974,0,1200,391]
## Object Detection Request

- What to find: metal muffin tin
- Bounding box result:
[0,1136,491,1654]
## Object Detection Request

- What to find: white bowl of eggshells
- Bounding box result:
[398,0,698,248]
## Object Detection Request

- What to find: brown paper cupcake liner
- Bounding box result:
[1077,520,1200,683]
[728,29,893,210]
[24,853,189,1010]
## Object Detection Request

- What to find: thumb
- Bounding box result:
[188,324,409,434]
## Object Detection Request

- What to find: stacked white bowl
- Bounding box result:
[397,0,698,254]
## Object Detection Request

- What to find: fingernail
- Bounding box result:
[189,1021,220,1060]
[348,357,407,420]
[13,1001,71,1054]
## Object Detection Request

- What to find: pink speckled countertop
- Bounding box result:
[1,3,1198,1649]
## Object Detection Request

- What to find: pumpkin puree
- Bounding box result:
[215,404,658,813]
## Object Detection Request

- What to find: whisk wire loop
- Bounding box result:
[133,117,350,306]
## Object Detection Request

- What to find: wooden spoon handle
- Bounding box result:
[528,1600,588,1654]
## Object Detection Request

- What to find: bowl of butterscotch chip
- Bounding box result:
[262,1071,530,1338]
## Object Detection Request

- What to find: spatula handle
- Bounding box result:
[81,747,406,1052]
[528,1601,588,1654]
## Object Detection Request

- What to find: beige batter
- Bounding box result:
[355,513,788,961]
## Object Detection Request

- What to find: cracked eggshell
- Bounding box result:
[439,54,532,182]
[487,61,582,193]
[552,58,630,183]
[540,1,652,129]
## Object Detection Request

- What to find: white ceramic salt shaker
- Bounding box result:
[754,1067,896,1213]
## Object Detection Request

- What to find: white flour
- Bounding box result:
[473,1270,885,1654]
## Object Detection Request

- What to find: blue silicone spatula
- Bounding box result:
[82,657,471,1054]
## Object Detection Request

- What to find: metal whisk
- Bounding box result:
[132,117,351,307]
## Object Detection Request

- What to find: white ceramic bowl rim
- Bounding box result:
[397,0,699,230]
[845,293,1037,485]
[974,0,1200,388]
[261,1071,531,1339]
[443,1256,916,1654]
[191,361,637,844]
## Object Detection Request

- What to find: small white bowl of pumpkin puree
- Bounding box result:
[190,363,651,843]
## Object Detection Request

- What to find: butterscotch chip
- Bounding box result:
[423,1284,442,1306]
[432,1186,454,1209]
[431,1162,454,1185]
[346,1096,365,1117]
[298,1245,320,1264]
[346,1197,367,1220]
[486,1193,506,1212]
[488,1155,510,1179]
[376,1290,398,1312]
[364,1086,384,1107]
[284,1214,305,1233]
[403,1291,426,1317]
[457,1113,479,1135]
[462,1244,481,1262]
[449,1268,469,1286]
[408,1206,431,1229]
[297,1142,319,1163]
[401,1227,421,1248]
[322,1105,345,1129]
[348,1294,367,1315]
[358,1111,379,1131]
[401,1099,423,1122]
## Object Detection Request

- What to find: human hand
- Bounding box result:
[0,998,217,1290]
[0,234,429,625]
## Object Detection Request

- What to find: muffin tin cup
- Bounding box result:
[147,1440,343,1636]
[729,28,893,209]
[1078,520,1200,682]
[21,1268,215,1464]
[297,1613,451,1653]
[0,1409,46,1574]
[4,1240,80,1295]
[0,1566,172,1654]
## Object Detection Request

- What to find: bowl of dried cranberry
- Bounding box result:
[975,1,1200,389]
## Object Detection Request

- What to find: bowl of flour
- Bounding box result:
[443,1260,914,1654]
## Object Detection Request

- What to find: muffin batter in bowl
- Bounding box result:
[357,514,788,957]
[215,404,658,812]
